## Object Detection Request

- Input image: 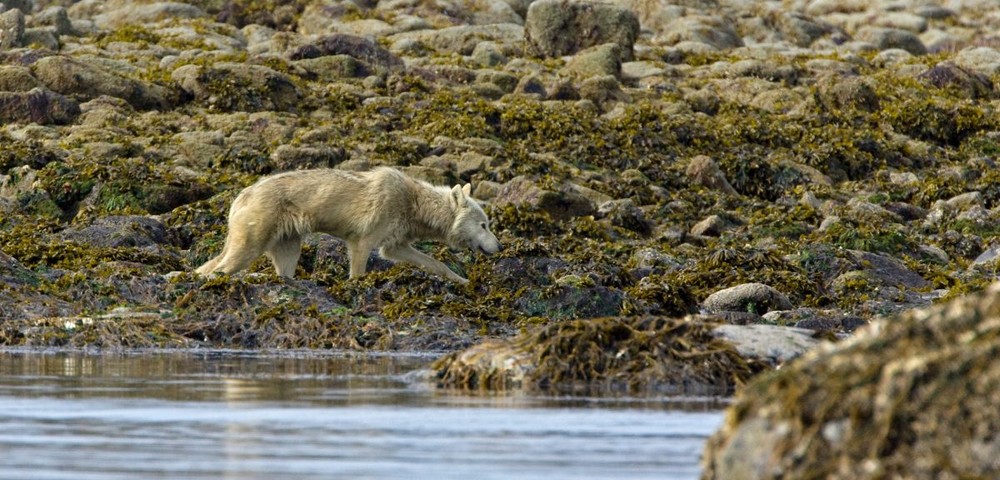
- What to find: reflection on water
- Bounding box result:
[0,350,725,480]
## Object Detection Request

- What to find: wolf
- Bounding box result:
[195,167,501,284]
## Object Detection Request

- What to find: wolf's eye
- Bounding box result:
[480,223,487,230]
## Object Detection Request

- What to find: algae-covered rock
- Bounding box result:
[524,0,639,60]
[171,62,300,112]
[287,33,404,74]
[493,176,596,221]
[702,282,1000,480]
[434,316,772,392]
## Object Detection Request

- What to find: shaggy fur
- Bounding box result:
[196,167,501,284]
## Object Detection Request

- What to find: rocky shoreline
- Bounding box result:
[1,0,999,399]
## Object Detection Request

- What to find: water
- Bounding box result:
[0,350,725,480]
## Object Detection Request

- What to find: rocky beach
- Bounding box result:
[1,0,1000,468]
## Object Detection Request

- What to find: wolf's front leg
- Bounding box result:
[380,244,469,284]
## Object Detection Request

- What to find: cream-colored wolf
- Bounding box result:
[195,167,501,284]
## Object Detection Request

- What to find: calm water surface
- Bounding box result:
[0,350,725,480]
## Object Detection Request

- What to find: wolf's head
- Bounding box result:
[447,184,501,254]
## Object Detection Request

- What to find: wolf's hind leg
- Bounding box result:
[266,235,302,277]
[380,244,468,284]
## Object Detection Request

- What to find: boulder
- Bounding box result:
[388,24,524,55]
[171,63,300,112]
[702,282,1000,479]
[493,176,596,221]
[0,87,79,125]
[953,46,1000,77]
[0,8,24,50]
[92,1,207,28]
[31,56,172,110]
[0,65,40,91]
[711,324,822,365]
[702,283,794,315]
[524,0,639,60]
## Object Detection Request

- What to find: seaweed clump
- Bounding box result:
[433,316,770,393]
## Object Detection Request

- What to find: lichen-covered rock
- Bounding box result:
[171,62,300,112]
[388,24,524,55]
[703,283,794,315]
[702,282,1000,480]
[0,87,79,124]
[31,56,172,110]
[686,155,738,195]
[560,43,622,79]
[92,1,207,28]
[524,0,639,60]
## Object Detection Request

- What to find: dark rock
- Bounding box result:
[515,285,624,319]
[288,33,404,73]
[58,215,182,252]
[525,0,639,61]
[855,26,927,55]
[0,87,79,124]
[918,62,993,99]
[598,199,651,235]
[270,145,347,171]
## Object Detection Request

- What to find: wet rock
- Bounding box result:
[711,324,822,366]
[686,155,738,195]
[0,87,79,125]
[524,0,639,60]
[288,34,404,74]
[854,26,927,55]
[0,8,24,49]
[516,284,623,319]
[762,308,867,333]
[32,56,172,110]
[703,283,794,315]
[702,282,1000,480]
[494,176,596,221]
[171,63,300,112]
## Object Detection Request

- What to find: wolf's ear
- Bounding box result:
[462,183,472,197]
[450,184,466,209]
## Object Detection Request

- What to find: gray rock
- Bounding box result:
[712,324,821,366]
[0,87,79,124]
[58,215,181,253]
[21,26,57,49]
[294,55,366,81]
[775,11,839,47]
[472,41,507,67]
[171,63,300,113]
[917,61,992,98]
[855,26,927,55]
[525,0,639,60]
[703,283,794,315]
[31,6,72,36]
[690,214,731,237]
[32,56,172,110]
[579,74,629,106]
[661,15,743,50]
[1,0,33,14]
[686,155,738,195]
[389,24,524,55]
[954,46,1000,77]
[270,144,347,171]
[560,43,622,79]
[0,8,24,49]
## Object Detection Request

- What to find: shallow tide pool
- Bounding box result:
[0,350,725,480]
